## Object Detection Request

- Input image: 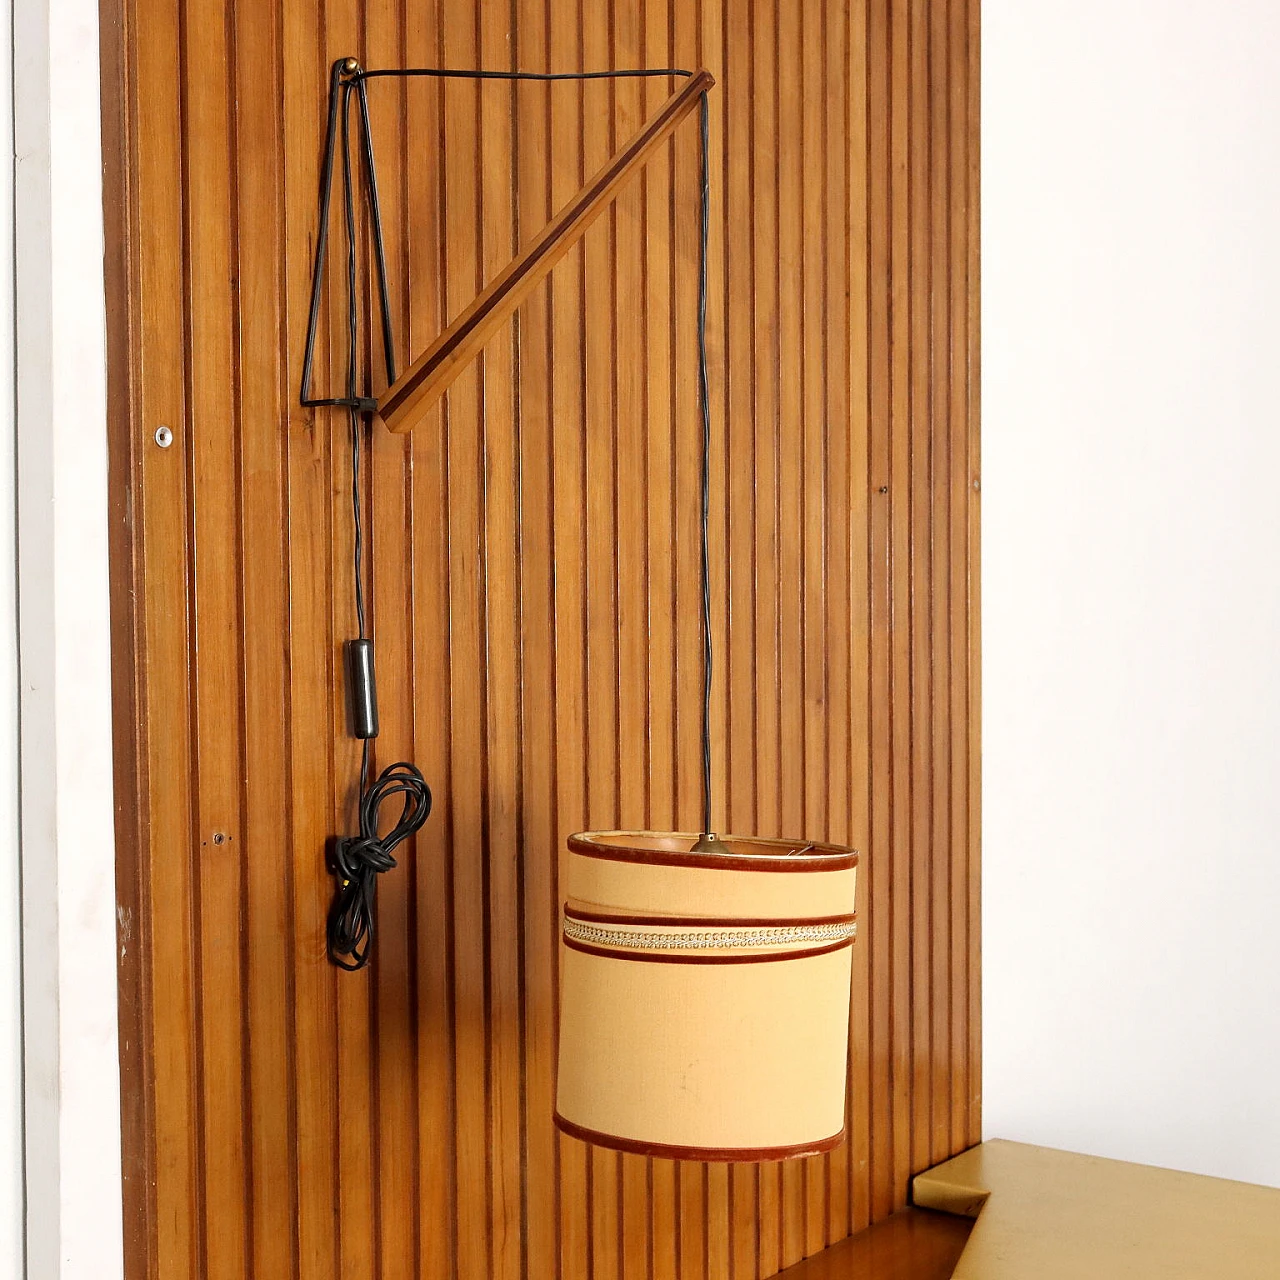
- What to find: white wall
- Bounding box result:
[983,1,1280,1186]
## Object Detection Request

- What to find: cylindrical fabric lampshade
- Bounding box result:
[554,831,858,1161]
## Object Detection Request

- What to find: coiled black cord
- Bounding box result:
[327,762,432,970]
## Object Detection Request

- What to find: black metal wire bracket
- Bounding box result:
[298,58,695,419]
[299,59,396,415]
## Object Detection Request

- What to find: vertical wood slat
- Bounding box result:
[641,6,680,1279]
[823,0,853,1246]
[926,0,953,1169]
[845,0,873,1239]
[750,0,782,1268]
[102,0,152,1270]
[439,12,490,1280]
[610,4,655,1278]
[888,0,916,1219]
[103,2,981,1279]
[233,2,299,1277]
[477,9,524,1280]
[405,5,457,1277]
[363,1,418,1276]
[279,4,340,1277]
[579,2,622,1274]
[328,0,377,1275]
[123,2,200,1277]
[947,0,972,1158]
[546,4,591,1277]
[865,0,895,1228]
[183,0,249,1273]
[774,5,805,1267]
[723,1,760,1271]
[513,3,560,1279]
[908,0,933,1187]
[671,4,707,1277]
[701,1,732,1274]
[799,0,828,1258]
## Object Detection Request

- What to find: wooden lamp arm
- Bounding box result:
[378,68,714,435]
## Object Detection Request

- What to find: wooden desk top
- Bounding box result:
[913,1139,1280,1279]
[774,1209,970,1280]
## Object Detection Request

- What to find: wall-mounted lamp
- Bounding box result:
[301,56,858,1158]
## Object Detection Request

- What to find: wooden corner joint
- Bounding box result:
[377,68,715,435]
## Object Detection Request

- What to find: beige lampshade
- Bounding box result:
[554,831,858,1162]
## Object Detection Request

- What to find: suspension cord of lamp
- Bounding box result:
[301,60,717,969]
[695,90,713,843]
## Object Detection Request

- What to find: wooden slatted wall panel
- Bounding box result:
[102,1,980,1277]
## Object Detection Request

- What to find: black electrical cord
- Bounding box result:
[327,762,433,971]
[323,72,432,971]
[353,64,713,841]
[357,66,693,83]
[305,60,714,967]
[696,91,712,840]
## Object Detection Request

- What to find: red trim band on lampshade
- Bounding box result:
[563,904,858,929]
[554,1112,847,1163]
[567,830,859,873]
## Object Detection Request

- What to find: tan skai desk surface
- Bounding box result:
[912,1140,1280,1279]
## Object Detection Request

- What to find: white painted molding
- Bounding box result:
[14,0,124,1275]
[0,1,24,1273]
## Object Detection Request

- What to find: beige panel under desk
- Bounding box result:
[913,1139,1280,1279]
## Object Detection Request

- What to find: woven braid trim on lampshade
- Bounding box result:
[562,913,857,953]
